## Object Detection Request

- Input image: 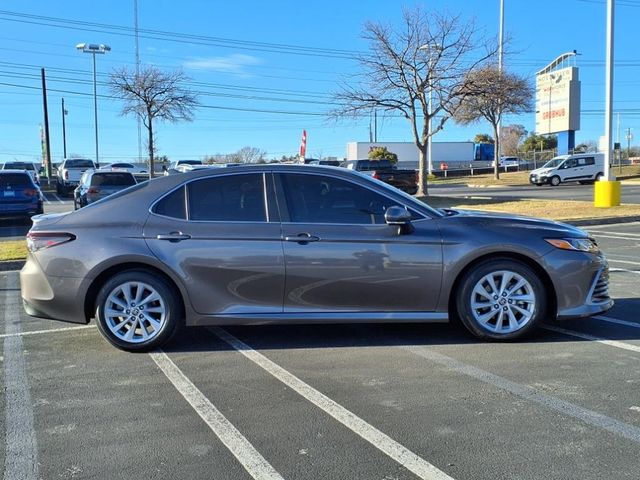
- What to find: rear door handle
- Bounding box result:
[284,233,320,244]
[156,232,191,242]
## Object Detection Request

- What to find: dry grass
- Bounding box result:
[424,196,640,221]
[430,165,640,187]
[0,240,28,261]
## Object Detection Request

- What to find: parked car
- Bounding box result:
[73,170,137,209]
[529,154,605,186]
[1,161,40,185]
[98,162,148,174]
[21,165,611,352]
[164,160,203,175]
[0,170,43,221]
[341,159,418,195]
[491,156,527,168]
[56,158,96,195]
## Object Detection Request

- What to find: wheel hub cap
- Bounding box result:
[470,270,535,334]
[104,281,166,344]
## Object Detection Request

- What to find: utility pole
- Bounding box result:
[61,98,68,159]
[374,109,378,143]
[134,0,143,164]
[41,68,52,186]
[497,0,505,163]
[626,127,633,174]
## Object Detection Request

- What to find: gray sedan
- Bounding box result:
[20,165,611,351]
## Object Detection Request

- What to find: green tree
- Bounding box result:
[474,133,494,144]
[368,147,398,163]
[521,133,557,153]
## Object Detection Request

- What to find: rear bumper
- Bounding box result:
[20,255,89,324]
[0,201,41,217]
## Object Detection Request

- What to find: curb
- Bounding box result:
[0,260,25,272]
[566,215,640,227]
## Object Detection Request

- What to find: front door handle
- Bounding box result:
[284,233,320,244]
[156,232,191,242]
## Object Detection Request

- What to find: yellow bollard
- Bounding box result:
[594,180,621,207]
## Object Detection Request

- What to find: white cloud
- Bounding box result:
[183,54,261,76]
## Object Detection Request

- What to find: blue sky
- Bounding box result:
[0,0,638,163]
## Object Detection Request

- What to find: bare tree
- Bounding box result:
[500,124,527,157]
[236,146,267,164]
[332,7,496,195]
[109,66,198,177]
[455,67,532,179]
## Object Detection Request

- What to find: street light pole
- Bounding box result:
[603,0,614,181]
[76,43,110,167]
[497,0,504,161]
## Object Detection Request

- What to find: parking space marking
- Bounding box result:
[589,230,640,238]
[594,315,640,328]
[3,275,39,480]
[608,258,640,266]
[589,234,640,241]
[543,325,640,354]
[149,350,285,480]
[50,193,65,204]
[0,324,95,339]
[211,327,456,480]
[609,267,640,275]
[403,344,640,444]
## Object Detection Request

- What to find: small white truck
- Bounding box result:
[56,158,97,195]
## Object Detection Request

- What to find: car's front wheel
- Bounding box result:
[456,259,547,340]
[95,270,181,352]
[549,176,561,186]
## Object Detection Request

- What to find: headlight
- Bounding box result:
[545,238,599,253]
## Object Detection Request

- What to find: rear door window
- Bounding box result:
[65,159,95,168]
[187,173,266,222]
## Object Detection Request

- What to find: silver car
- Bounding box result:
[21,165,612,351]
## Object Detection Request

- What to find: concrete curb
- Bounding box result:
[566,215,640,227]
[0,260,25,272]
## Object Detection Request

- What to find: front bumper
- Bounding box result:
[20,254,89,324]
[529,174,548,184]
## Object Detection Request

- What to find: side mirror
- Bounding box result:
[385,206,412,225]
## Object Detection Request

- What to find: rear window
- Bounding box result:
[111,163,134,168]
[65,159,95,168]
[91,173,136,186]
[0,172,33,187]
[4,162,36,170]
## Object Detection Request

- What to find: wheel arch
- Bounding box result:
[448,252,557,321]
[84,261,186,323]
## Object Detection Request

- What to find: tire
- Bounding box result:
[455,259,547,341]
[95,270,181,352]
[404,187,418,195]
[56,181,62,195]
[596,172,604,182]
[549,176,561,187]
[534,183,543,187]
[73,198,79,210]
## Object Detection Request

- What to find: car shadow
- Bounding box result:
[162,299,640,354]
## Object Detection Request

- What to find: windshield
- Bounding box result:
[542,157,566,169]
[91,172,136,186]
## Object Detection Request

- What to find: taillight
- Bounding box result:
[23,188,37,197]
[87,187,100,194]
[26,232,76,253]
[64,171,69,180]
[372,171,380,180]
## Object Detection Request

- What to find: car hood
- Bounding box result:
[530,167,554,176]
[440,208,588,237]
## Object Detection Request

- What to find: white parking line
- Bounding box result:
[51,193,65,204]
[404,344,640,444]
[609,267,640,275]
[543,325,640,354]
[0,324,95,339]
[594,315,640,329]
[3,275,39,480]
[149,350,285,480]
[590,234,640,241]
[589,230,640,237]
[607,258,640,266]
[211,327,455,480]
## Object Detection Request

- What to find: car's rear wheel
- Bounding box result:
[549,176,561,186]
[456,259,547,340]
[95,271,181,352]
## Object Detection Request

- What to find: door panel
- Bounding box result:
[143,173,285,315]
[276,172,443,313]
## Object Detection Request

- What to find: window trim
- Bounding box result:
[274,171,427,226]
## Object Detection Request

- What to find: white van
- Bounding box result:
[529,153,605,187]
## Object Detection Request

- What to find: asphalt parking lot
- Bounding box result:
[1,222,639,479]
